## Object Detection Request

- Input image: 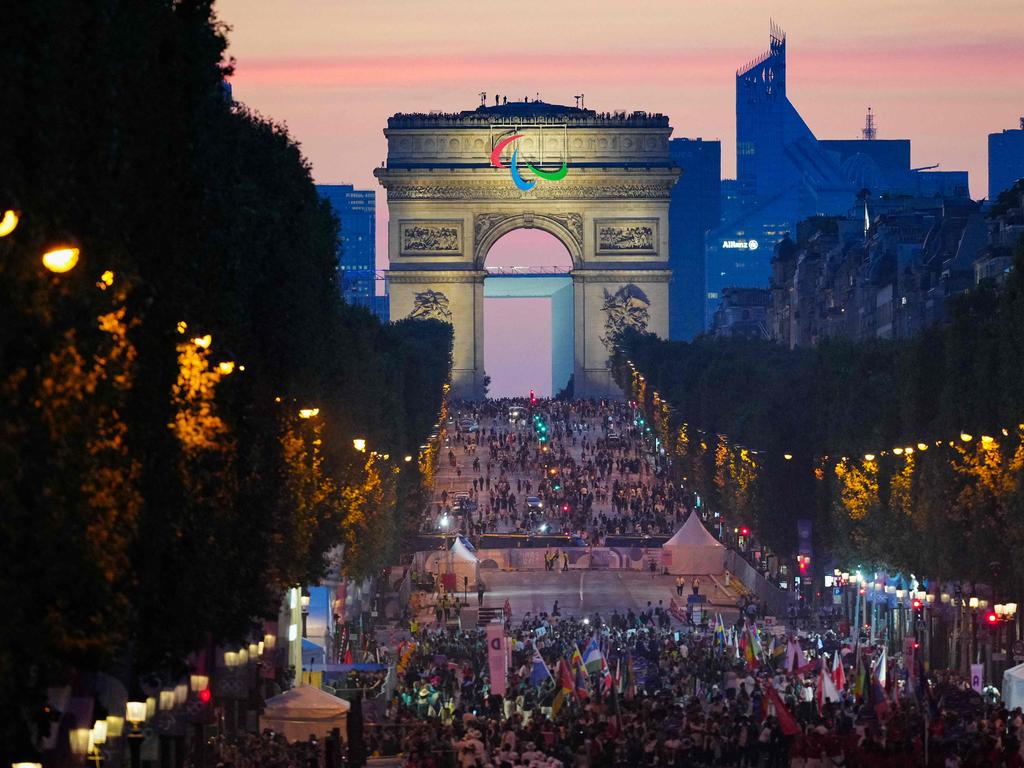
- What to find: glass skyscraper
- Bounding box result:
[667,138,720,340]
[317,184,377,310]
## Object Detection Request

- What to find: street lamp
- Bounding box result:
[301,591,311,638]
[353,438,367,452]
[42,246,80,273]
[0,208,19,237]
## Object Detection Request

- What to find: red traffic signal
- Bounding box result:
[911,599,922,610]
[562,503,570,513]
[198,688,212,703]
[740,527,750,537]
[986,612,999,625]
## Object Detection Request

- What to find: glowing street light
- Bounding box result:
[192,334,211,349]
[0,209,20,237]
[217,361,236,375]
[353,437,367,452]
[298,407,319,419]
[42,246,79,273]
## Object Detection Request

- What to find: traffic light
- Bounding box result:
[198,689,212,704]
[740,527,750,537]
[986,611,999,625]
[911,598,922,611]
[530,388,536,404]
[562,503,570,513]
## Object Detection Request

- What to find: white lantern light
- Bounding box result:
[125,701,147,725]
[158,690,175,711]
[190,674,209,693]
[91,720,108,746]
[969,597,979,609]
[69,728,91,756]
[145,697,156,719]
[105,716,125,738]
[174,683,188,706]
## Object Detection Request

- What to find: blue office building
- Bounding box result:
[989,120,1024,201]
[317,184,377,310]
[706,26,969,325]
[667,138,721,339]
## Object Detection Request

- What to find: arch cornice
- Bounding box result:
[472,212,583,269]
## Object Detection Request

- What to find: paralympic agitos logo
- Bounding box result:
[489,134,568,191]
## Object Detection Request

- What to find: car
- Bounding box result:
[525,496,544,510]
[459,419,479,433]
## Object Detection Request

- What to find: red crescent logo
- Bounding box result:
[490,134,523,168]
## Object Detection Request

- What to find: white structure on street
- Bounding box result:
[663,512,726,574]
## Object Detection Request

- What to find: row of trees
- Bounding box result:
[615,192,1024,592]
[0,0,451,760]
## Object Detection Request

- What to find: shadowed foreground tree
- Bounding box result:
[0,0,452,761]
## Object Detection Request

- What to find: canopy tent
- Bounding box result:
[423,537,480,590]
[662,513,726,575]
[1004,663,1024,710]
[260,685,350,743]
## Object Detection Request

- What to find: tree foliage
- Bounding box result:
[616,228,1024,589]
[0,0,451,759]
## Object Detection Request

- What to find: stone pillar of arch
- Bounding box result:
[376,102,680,399]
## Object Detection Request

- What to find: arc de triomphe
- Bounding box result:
[374,100,679,399]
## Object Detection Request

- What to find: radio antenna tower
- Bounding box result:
[862,107,877,140]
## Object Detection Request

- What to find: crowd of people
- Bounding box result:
[426,400,693,544]
[373,610,1020,768]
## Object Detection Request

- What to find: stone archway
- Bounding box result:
[376,100,679,399]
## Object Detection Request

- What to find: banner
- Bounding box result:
[487,624,508,697]
[971,663,984,694]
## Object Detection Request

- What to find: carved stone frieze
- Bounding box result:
[387,182,674,201]
[547,212,584,246]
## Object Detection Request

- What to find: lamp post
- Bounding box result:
[125,701,148,768]
[301,590,311,638]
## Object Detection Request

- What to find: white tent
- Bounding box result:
[424,537,480,589]
[663,513,726,575]
[260,685,350,742]
[1003,663,1024,710]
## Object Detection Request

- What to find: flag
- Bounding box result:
[343,648,353,665]
[574,659,589,698]
[817,654,842,712]
[853,646,867,702]
[786,637,806,673]
[832,650,846,692]
[765,684,802,737]
[570,644,585,672]
[551,659,574,716]
[623,654,636,701]
[600,655,613,697]
[669,597,687,623]
[529,650,552,686]
[872,645,887,688]
[582,635,603,674]
[714,613,727,650]
[743,623,761,669]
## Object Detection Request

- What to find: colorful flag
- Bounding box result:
[714,613,727,650]
[817,654,842,712]
[570,644,585,672]
[786,637,806,673]
[832,650,846,692]
[600,655,613,697]
[582,635,604,674]
[551,659,574,716]
[529,649,552,686]
[765,683,802,737]
[623,654,636,701]
[669,597,687,623]
[853,646,867,702]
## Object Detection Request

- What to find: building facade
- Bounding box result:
[317,184,377,310]
[989,120,1024,201]
[765,185,1024,349]
[667,138,721,340]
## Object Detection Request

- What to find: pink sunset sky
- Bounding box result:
[218,0,1023,396]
